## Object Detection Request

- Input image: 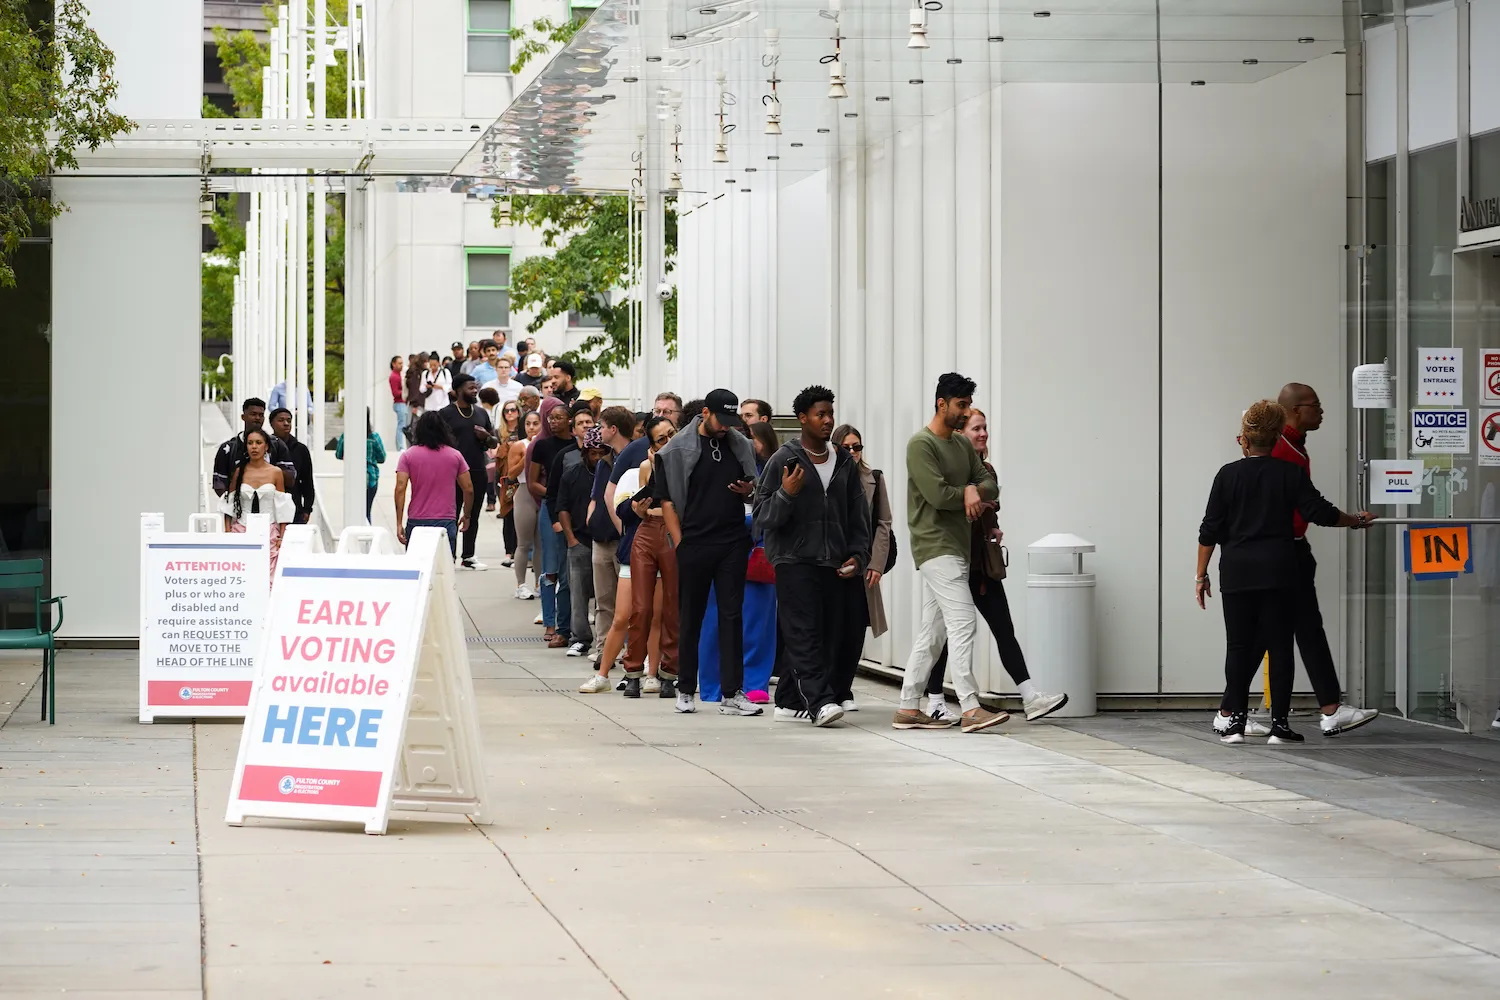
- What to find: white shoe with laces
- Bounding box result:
[814,703,845,728]
[719,693,764,717]
[674,692,697,714]
[1021,691,1070,722]
[1213,712,1270,738]
[927,700,959,724]
[840,699,858,713]
[514,585,537,600]
[773,707,809,723]
[566,641,588,658]
[641,675,661,695]
[1319,704,1379,736]
[460,559,488,571]
[578,674,611,694]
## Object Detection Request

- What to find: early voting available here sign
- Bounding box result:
[226,525,489,835]
[139,513,270,722]
[1418,348,1463,405]
[1411,409,1470,454]
[1369,460,1424,506]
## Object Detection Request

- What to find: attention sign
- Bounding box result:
[1405,524,1472,581]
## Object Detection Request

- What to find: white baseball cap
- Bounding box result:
[525,353,544,372]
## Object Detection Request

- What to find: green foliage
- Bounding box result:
[508,15,584,75]
[499,194,677,381]
[0,0,134,286]
[211,0,349,118]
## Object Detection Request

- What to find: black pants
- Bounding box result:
[503,509,517,556]
[456,472,483,560]
[929,575,1030,696]
[676,534,751,697]
[772,564,851,716]
[1220,587,1297,718]
[830,576,868,705]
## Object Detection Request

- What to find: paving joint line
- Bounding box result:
[193,723,208,999]
[0,667,41,730]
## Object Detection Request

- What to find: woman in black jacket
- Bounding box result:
[1197,400,1373,745]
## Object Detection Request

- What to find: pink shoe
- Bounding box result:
[745,689,769,704]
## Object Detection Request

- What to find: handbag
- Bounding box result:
[746,545,776,584]
[976,461,1007,581]
[873,470,898,574]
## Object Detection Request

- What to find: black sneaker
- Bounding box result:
[623,677,641,699]
[615,679,627,691]
[1219,711,1248,745]
[1269,718,1305,744]
[659,678,677,699]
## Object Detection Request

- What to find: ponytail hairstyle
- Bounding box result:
[1240,400,1286,451]
[229,428,274,521]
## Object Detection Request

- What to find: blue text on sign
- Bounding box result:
[261,705,382,747]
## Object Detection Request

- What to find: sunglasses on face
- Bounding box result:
[845,443,863,453]
[652,433,673,445]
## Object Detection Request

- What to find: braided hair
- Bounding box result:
[1240,400,1286,451]
[228,428,274,521]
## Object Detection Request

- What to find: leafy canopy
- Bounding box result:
[0,0,134,285]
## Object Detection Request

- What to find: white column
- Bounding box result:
[344,182,371,528]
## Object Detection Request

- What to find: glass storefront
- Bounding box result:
[0,238,51,629]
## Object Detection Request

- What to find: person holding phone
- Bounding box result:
[752,385,871,728]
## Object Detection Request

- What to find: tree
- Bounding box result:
[0,0,134,286]
[499,194,676,380]
[507,15,584,76]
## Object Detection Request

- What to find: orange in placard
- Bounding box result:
[1406,525,1471,578]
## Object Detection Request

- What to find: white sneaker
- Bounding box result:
[514,585,537,600]
[814,703,845,728]
[840,699,859,713]
[566,641,588,658]
[1212,712,1270,737]
[1021,691,1069,722]
[578,674,611,694]
[1319,704,1379,736]
[773,707,810,723]
[1492,709,1500,731]
[460,559,488,571]
[928,700,959,724]
[674,692,697,714]
[719,693,764,717]
[641,675,661,694]
[533,613,544,625]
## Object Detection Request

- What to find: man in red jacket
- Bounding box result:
[1263,383,1378,737]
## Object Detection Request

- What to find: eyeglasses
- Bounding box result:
[652,432,674,445]
[1294,402,1323,411]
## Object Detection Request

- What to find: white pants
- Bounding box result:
[900,554,981,712]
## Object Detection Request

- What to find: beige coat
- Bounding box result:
[859,465,893,637]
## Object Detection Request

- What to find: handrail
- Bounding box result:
[1370,517,1500,524]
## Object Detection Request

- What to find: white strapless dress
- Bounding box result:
[218,483,297,525]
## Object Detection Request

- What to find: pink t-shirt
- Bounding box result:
[397,445,468,521]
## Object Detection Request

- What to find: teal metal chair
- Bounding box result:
[0,560,65,724]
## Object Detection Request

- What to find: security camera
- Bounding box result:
[656,282,674,302]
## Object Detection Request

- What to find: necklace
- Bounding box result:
[804,443,830,459]
[457,403,474,417]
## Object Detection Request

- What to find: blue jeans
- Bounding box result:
[539,501,566,631]
[392,402,409,451]
[406,518,457,558]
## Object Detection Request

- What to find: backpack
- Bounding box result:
[874,469,898,574]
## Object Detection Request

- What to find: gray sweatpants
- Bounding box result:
[567,542,595,651]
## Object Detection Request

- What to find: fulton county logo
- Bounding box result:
[178,686,193,700]
[278,775,296,795]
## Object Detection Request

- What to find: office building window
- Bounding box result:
[466,249,510,327]
[467,0,510,74]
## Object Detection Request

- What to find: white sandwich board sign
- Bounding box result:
[225,525,490,834]
[139,512,271,722]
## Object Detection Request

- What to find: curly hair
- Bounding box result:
[1240,400,1286,451]
[792,384,834,416]
[934,372,977,406]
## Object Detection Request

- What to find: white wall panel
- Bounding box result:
[1161,56,1347,695]
[999,83,1161,696]
[81,0,200,119]
[53,179,200,638]
[862,135,898,665]
[1365,24,1398,162]
[775,175,830,408]
[1474,0,1500,136]
[890,122,927,661]
[1408,1,1458,152]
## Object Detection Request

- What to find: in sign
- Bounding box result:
[1405,524,1472,581]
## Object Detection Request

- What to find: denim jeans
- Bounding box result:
[538,501,565,631]
[392,402,409,451]
[406,518,457,559]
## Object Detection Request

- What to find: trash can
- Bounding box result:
[1026,533,1097,717]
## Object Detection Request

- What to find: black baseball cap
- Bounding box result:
[705,388,742,427]
[451,341,464,350]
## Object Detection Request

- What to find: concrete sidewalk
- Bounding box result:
[4,509,1500,998]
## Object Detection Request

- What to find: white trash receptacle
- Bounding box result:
[1026,533,1097,718]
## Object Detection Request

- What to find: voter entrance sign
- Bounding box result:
[139,512,270,722]
[1405,523,1473,581]
[225,525,489,834]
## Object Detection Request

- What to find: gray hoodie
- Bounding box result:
[653,415,758,519]
[752,440,871,572]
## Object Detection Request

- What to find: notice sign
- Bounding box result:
[1352,362,1394,408]
[139,513,270,722]
[1412,409,1470,453]
[1483,350,1500,406]
[1481,411,1500,467]
[226,525,489,835]
[1369,460,1424,505]
[1418,348,1463,404]
[1405,523,1472,581]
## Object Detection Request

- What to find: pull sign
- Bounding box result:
[1405,524,1472,581]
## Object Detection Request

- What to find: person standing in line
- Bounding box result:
[829,424,892,714]
[739,398,773,428]
[546,403,594,651]
[922,408,1071,724]
[558,426,609,658]
[652,392,684,428]
[586,407,637,665]
[1220,382,1378,738]
[516,353,547,389]
[405,353,427,423]
[490,329,518,365]
[421,353,453,414]
[526,397,572,642]
[548,359,581,408]
[477,387,505,513]
[494,399,522,554]
[479,353,523,407]
[618,416,680,697]
[389,356,409,451]
[753,387,870,728]
[509,408,544,600]
[1198,400,1373,744]
[579,445,648,694]
[579,385,604,419]
[267,407,316,525]
[437,374,497,570]
[394,411,473,560]
[334,409,387,523]
[446,342,468,381]
[895,373,1010,734]
[655,390,763,717]
[461,341,483,376]
[517,384,541,418]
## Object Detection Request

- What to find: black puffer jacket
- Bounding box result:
[751,441,871,572]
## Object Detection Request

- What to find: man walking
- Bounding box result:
[1209,383,1378,737]
[753,386,870,728]
[389,356,409,450]
[213,397,295,496]
[395,411,473,559]
[895,373,1010,734]
[437,374,497,570]
[654,389,762,717]
[267,407,316,525]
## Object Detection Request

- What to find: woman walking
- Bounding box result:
[925,408,1070,724]
[334,410,387,523]
[1198,400,1372,744]
[510,408,544,600]
[219,427,295,581]
[829,424,892,713]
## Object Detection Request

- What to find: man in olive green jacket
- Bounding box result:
[894,373,1009,735]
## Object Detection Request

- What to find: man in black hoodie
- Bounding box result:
[752,385,871,728]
